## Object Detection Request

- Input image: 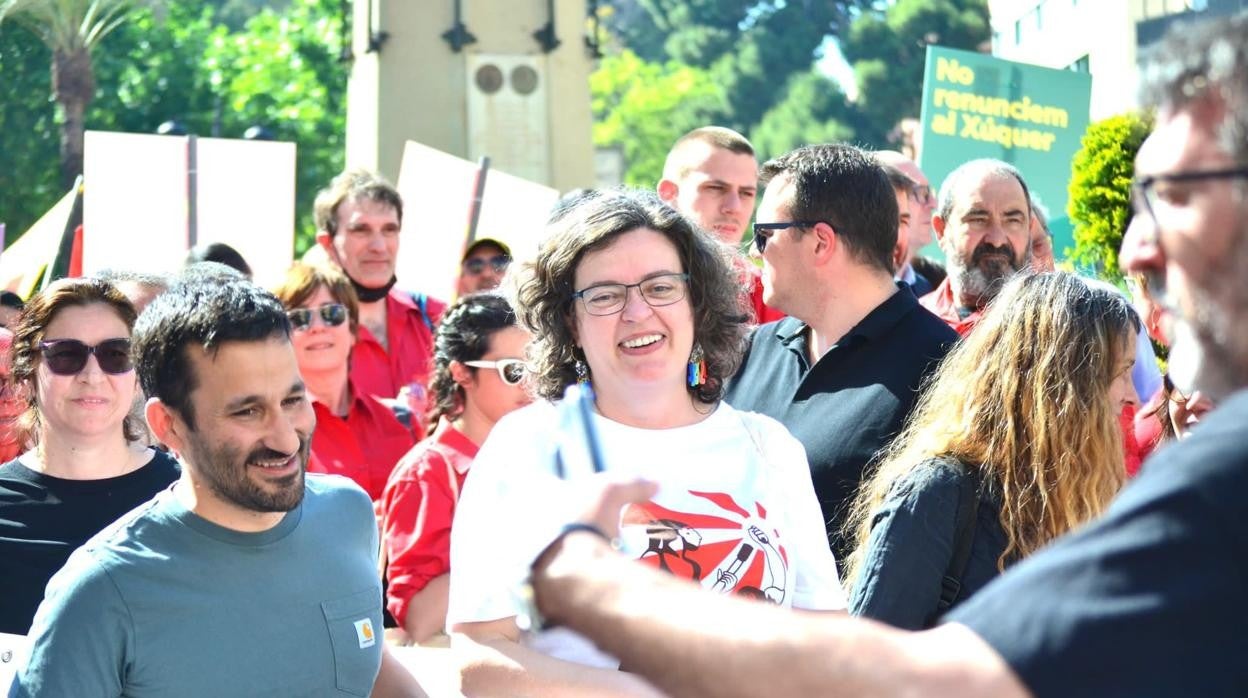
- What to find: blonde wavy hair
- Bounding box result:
[843,272,1138,587]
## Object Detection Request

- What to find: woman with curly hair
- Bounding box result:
[447,190,844,697]
[844,271,1140,630]
[379,292,531,645]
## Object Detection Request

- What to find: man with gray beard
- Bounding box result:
[920,159,1032,337]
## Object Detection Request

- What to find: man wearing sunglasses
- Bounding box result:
[11,276,427,696]
[724,143,957,563]
[314,169,446,409]
[472,13,1248,698]
[456,238,512,295]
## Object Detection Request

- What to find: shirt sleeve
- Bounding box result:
[11,550,130,697]
[752,415,846,610]
[847,461,965,630]
[382,450,456,624]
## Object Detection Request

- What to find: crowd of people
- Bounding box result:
[0,10,1244,696]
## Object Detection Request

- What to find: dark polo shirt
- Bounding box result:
[725,286,957,561]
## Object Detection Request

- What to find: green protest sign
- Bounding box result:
[918,46,1091,263]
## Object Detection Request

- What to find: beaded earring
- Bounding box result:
[575,359,590,385]
[687,344,706,388]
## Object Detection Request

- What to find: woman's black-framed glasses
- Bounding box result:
[463,358,527,385]
[39,338,134,376]
[1132,166,1248,223]
[571,273,690,316]
[287,303,348,331]
[752,221,824,254]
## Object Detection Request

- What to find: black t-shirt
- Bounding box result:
[725,286,957,560]
[0,449,180,634]
[950,389,1248,697]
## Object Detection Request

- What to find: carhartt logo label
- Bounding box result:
[353,618,375,649]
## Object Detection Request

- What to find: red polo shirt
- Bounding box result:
[350,289,447,401]
[380,421,477,626]
[920,277,983,338]
[309,386,417,501]
[745,265,785,324]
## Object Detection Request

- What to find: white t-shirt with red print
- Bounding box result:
[447,400,845,669]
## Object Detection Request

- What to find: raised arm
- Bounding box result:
[530,479,1030,698]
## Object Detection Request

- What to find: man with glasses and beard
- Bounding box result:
[481,13,1248,698]
[920,159,1033,336]
[11,276,425,696]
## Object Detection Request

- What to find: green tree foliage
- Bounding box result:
[0,0,343,253]
[1068,111,1153,285]
[606,2,857,133]
[591,49,728,187]
[842,0,990,146]
[0,24,60,245]
[0,0,151,189]
[750,71,854,161]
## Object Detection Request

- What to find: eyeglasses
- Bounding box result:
[912,184,934,206]
[751,221,824,254]
[287,303,348,331]
[571,273,689,316]
[463,254,511,276]
[39,338,133,376]
[1132,165,1248,224]
[463,358,527,385]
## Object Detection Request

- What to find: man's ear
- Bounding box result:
[146,397,185,456]
[932,214,948,245]
[656,178,679,204]
[316,231,342,267]
[810,221,838,265]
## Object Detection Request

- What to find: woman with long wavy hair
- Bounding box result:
[843,272,1139,630]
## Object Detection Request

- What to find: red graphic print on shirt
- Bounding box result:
[622,491,790,604]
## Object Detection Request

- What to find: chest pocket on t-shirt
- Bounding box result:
[321,588,383,696]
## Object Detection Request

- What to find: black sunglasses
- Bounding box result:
[463,254,511,275]
[287,303,348,331]
[751,221,824,254]
[39,338,133,376]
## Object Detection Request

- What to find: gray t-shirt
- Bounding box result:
[10,474,383,697]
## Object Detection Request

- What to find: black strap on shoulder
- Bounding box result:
[930,459,981,625]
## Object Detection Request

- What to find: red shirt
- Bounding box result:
[380,421,477,625]
[350,290,447,401]
[745,265,785,324]
[920,277,984,338]
[308,386,417,501]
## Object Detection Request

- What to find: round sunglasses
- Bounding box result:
[463,358,527,385]
[287,303,348,331]
[39,338,134,376]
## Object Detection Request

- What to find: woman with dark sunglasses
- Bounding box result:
[0,278,179,635]
[273,263,415,502]
[379,292,531,646]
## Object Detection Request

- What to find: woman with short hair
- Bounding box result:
[447,190,844,696]
[273,263,415,501]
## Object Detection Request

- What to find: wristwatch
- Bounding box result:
[515,522,617,633]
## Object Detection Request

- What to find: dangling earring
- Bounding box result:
[574,359,590,385]
[687,344,706,388]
